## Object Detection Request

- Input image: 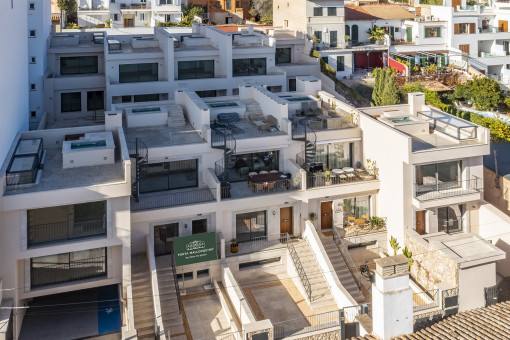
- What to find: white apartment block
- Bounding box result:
[41,24,318,126]
[77,0,184,28]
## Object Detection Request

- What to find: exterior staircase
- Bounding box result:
[131,255,156,340]
[244,99,264,117]
[292,239,337,310]
[320,235,365,303]
[167,104,186,128]
[155,255,186,340]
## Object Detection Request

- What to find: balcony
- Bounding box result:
[225,234,286,257]
[130,187,216,211]
[305,169,377,189]
[414,177,482,203]
[120,3,151,10]
[28,217,106,247]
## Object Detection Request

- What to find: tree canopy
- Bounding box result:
[57,0,76,13]
[250,0,273,23]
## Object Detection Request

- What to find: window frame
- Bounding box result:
[61,92,82,113]
[327,7,336,16]
[313,7,323,16]
[119,63,158,83]
[177,60,215,80]
[232,58,267,77]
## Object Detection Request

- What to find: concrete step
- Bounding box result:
[167,323,185,335]
[161,303,180,314]
[136,325,156,337]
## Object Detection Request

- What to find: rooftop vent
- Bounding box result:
[108,39,122,53]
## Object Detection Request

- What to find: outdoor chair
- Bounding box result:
[267,182,276,192]
[259,170,269,174]
[248,113,263,125]
[269,170,279,174]
[257,115,279,132]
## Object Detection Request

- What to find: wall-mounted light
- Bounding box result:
[184,224,188,229]
[272,210,276,216]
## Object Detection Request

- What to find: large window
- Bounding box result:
[60,56,98,75]
[226,151,279,182]
[313,7,323,16]
[337,56,345,71]
[61,92,81,113]
[236,211,266,242]
[177,60,214,80]
[140,159,198,193]
[87,91,104,111]
[232,58,266,77]
[159,0,172,4]
[424,27,441,38]
[415,161,460,186]
[119,63,158,83]
[28,201,107,247]
[327,7,336,16]
[313,143,352,169]
[341,196,370,226]
[276,48,291,64]
[438,205,465,233]
[30,248,107,288]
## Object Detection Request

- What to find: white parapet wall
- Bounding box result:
[145,235,166,340]
[221,261,257,325]
[302,220,359,309]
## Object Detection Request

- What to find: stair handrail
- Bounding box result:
[282,233,312,302]
[170,250,182,313]
[304,122,317,165]
[332,228,362,288]
[127,138,149,202]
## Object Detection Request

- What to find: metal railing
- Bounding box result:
[306,169,373,189]
[120,3,151,9]
[31,256,107,288]
[221,179,293,199]
[273,310,340,340]
[282,233,312,302]
[131,188,216,211]
[170,251,181,313]
[28,216,106,246]
[413,289,439,312]
[332,228,361,288]
[414,177,482,202]
[127,139,148,202]
[343,303,371,323]
[225,234,287,257]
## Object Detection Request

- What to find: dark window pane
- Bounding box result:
[276,48,291,64]
[60,56,98,75]
[178,60,214,80]
[327,7,336,16]
[87,91,104,111]
[289,78,296,91]
[61,92,81,112]
[121,95,132,103]
[119,63,158,83]
[313,7,323,16]
[134,93,160,102]
[196,90,217,98]
[337,56,345,71]
[140,159,198,193]
[232,58,266,77]
[236,211,266,242]
[192,219,207,234]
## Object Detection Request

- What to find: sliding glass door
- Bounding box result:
[341,196,370,226]
[313,142,352,170]
[416,161,460,186]
[236,211,267,242]
[438,205,464,233]
[154,223,179,256]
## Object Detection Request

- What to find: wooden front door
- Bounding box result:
[416,211,426,235]
[321,201,333,230]
[499,20,508,32]
[452,0,461,8]
[280,207,293,235]
[123,15,134,28]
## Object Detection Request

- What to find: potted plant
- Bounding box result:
[230,238,239,254]
[324,169,331,185]
[389,236,400,255]
[370,216,386,230]
[344,35,351,48]
[402,246,414,270]
[309,212,318,222]
[365,158,378,179]
[367,25,386,45]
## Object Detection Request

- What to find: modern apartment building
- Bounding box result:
[42,24,314,125]
[77,0,183,28]
[0,121,132,339]
[273,0,346,49]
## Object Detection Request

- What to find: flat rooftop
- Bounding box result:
[4,147,125,196]
[422,232,505,265]
[124,124,205,148]
[412,132,484,151]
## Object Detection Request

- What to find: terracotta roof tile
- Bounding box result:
[361,4,416,20]
[345,5,377,21]
[354,301,510,340]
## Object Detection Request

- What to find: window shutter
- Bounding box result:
[469,23,475,33]
[425,28,430,38]
[454,23,460,34]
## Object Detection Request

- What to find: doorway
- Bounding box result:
[192,219,207,234]
[280,207,293,235]
[123,15,134,27]
[154,223,179,256]
[416,211,426,235]
[321,201,333,230]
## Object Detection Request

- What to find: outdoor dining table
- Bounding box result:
[332,169,344,175]
[250,172,289,183]
[342,167,355,173]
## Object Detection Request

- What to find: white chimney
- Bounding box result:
[408,92,425,116]
[372,255,413,340]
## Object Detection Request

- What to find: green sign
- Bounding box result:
[173,232,217,266]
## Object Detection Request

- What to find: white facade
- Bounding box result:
[77,0,183,28]
[0,0,29,163]
[28,0,52,127]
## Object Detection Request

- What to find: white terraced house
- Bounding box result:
[2,7,510,340]
[41,24,318,126]
[77,0,184,28]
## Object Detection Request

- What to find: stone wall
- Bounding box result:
[291,329,341,340]
[405,229,459,290]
